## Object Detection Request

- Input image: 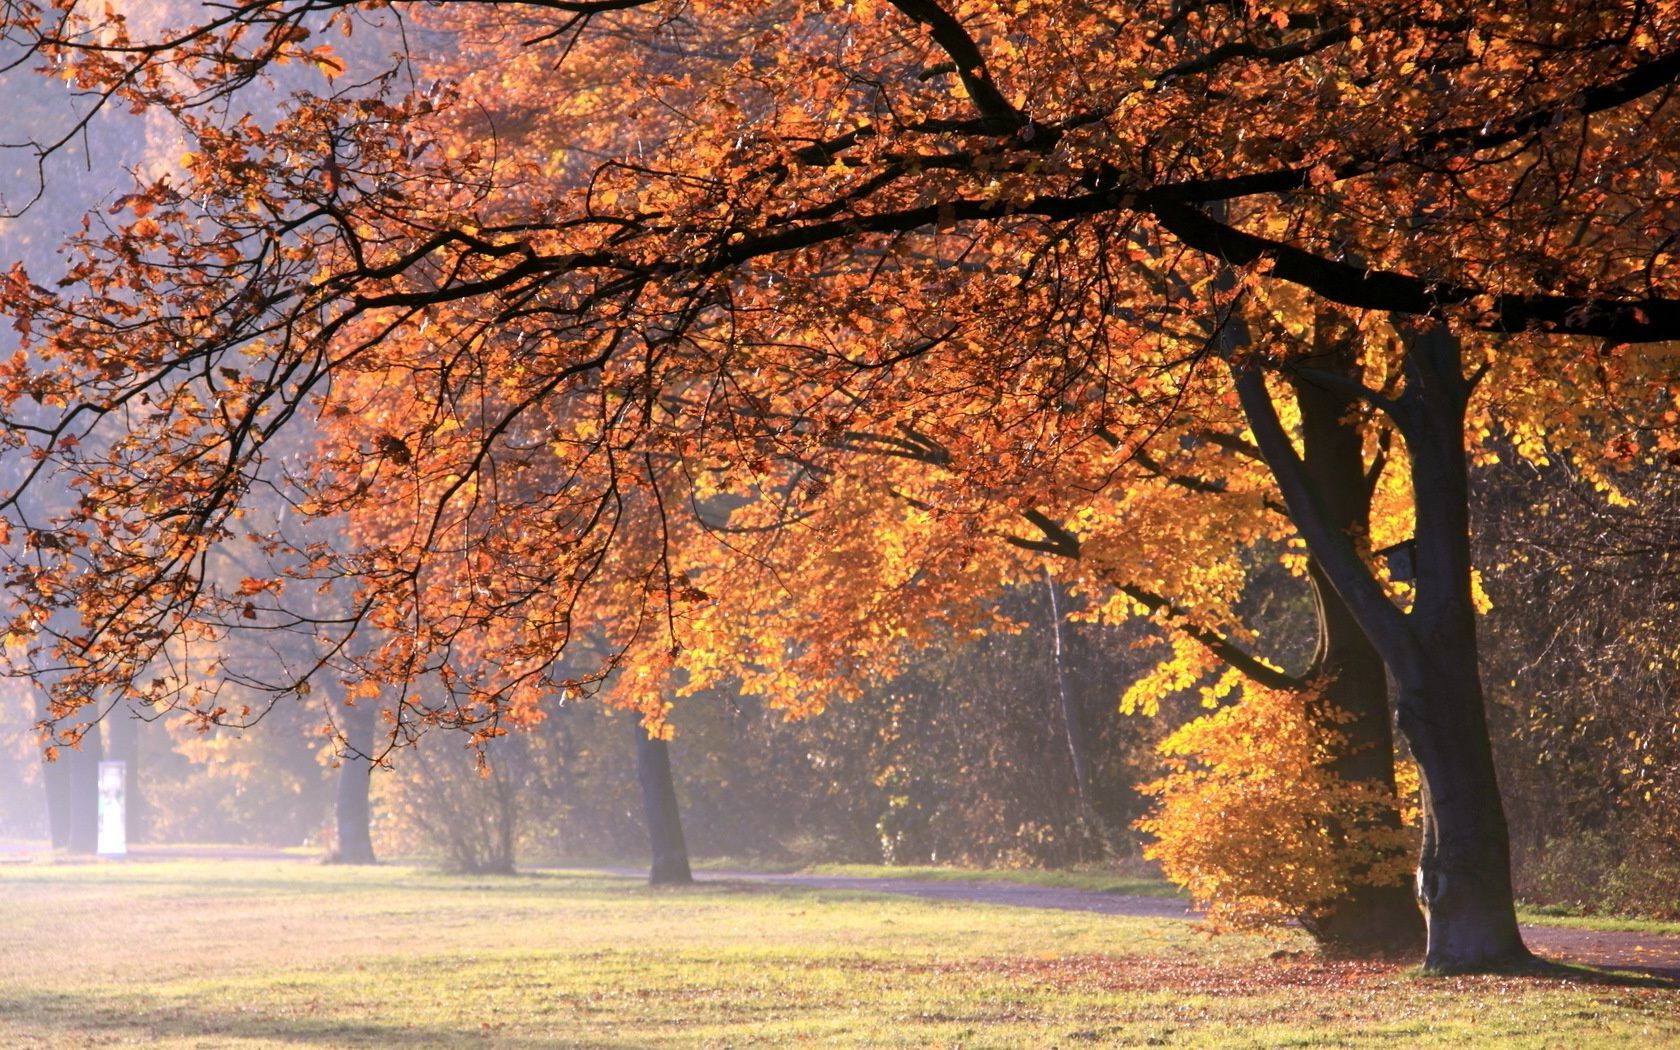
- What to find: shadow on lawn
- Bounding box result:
[1515,957,1680,989]
[0,988,649,1049]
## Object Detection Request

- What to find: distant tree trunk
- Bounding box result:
[490,746,519,872]
[633,719,692,885]
[42,754,71,850]
[1293,314,1425,955]
[1043,568,1097,823]
[43,722,101,854]
[329,700,378,865]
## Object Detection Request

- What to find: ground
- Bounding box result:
[7,838,1679,977]
[714,870,1680,980]
[3,851,1678,1047]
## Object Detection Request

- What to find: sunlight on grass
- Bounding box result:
[1,859,1675,1047]
[1512,904,1680,937]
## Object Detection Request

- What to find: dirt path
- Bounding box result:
[706,871,1680,980]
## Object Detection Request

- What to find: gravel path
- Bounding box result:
[704,871,1198,920]
[705,871,1680,980]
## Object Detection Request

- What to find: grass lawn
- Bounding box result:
[793,862,1680,936]
[1,859,1676,1048]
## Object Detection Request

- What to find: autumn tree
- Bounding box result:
[1140,678,1417,935]
[4,0,1680,972]
[7,7,1400,906]
[654,307,1426,949]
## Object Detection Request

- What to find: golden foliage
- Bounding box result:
[1139,683,1415,933]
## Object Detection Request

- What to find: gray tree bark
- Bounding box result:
[1043,568,1097,823]
[329,700,379,865]
[43,722,100,854]
[634,720,692,885]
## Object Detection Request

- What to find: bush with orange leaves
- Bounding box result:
[1138,682,1417,934]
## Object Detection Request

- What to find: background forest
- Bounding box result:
[6,449,1678,920]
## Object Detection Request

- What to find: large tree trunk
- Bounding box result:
[1396,651,1527,970]
[1293,315,1424,955]
[1235,324,1529,972]
[1303,558,1425,954]
[633,720,692,886]
[329,700,379,865]
[1391,328,1527,970]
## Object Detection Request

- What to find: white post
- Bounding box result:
[96,760,126,856]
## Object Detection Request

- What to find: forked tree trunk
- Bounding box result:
[633,720,692,885]
[1235,324,1530,972]
[329,700,379,865]
[1163,224,1417,952]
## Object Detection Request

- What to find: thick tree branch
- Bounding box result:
[886,0,1031,136]
[1003,509,1301,691]
[1149,44,1680,206]
[1231,362,1410,650]
[1147,199,1680,341]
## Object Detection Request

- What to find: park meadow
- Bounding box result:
[2,857,1677,1048]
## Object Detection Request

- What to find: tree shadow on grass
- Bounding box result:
[0,988,655,1049]
[1519,956,1680,989]
[1411,953,1680,988]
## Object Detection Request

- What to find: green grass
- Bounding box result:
[797,861,1680,934]
[1513,904,1680,937]
[789,860,1680,935]
[1,858,1675,1048]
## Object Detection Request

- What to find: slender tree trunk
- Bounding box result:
[67,735,98,853]
[491,750,518,874]
[1293,315,1424,954]
[329,700,378,865]
[1044,568,1097,823]
[42,751,74,849]
[633,720,692,885]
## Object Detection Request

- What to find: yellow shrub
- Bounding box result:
[1138,682,1414,933]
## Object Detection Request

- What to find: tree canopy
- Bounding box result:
[3,0,1679,971]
